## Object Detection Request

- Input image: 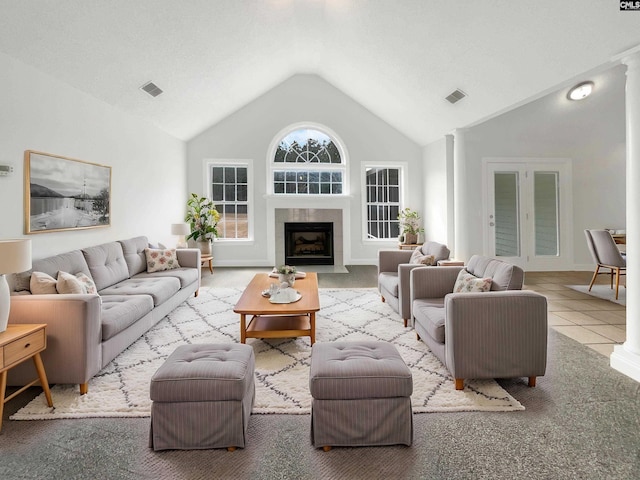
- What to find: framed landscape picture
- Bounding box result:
[24,150,112,234]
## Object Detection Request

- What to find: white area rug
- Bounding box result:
[566,284,626,306]
[12,288,524,420]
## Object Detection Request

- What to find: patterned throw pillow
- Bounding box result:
[30,271,58,294]
[56,271,86,294]
[145,248,181,273]
[452,269,493,293]
[409,249,436,265]
[75,272,97,294]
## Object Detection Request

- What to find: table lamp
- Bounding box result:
[171,223,190,249]
[0,239,32,332]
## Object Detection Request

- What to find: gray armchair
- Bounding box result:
[410,255,547,390]
[378,241,450,327]
[584,229,626,300]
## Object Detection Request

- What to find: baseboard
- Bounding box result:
[611,345,640,384]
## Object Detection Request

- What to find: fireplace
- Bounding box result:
[284,222,334,265]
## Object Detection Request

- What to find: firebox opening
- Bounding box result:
[284,222,334,266]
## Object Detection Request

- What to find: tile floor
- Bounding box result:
[524,271,626,356]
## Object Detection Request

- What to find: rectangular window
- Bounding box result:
[210,164,249,239]
[273,170,343,195]
[365,167,401,239]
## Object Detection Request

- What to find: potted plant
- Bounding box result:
[277,264,297,287]
[185,193,220,255]
[398,207,424,245]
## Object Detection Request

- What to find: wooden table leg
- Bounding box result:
[240,314,246,343]
[0,370,7,432]
[310,312,316,345]
[208,259,213,274]
[32,352,53,407]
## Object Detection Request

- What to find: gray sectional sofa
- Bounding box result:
[7,236,201,394]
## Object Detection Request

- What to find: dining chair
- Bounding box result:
[584,229,626,300]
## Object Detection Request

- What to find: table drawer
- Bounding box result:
[4,329,45,368]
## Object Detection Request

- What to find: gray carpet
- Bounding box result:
[2,266,639,479]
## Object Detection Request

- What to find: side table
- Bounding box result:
[437,260,465,266]
[398,243,423,251]
[0,324,53,431]
[200,255,214,274]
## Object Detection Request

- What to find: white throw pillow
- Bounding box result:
[145,248,181,273]
[56,271,86,294]
[452,270,492,293]
[30,271,58,294]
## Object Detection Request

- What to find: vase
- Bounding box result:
[278,273,295,287]
[404,233,418,245]
[196,240,212,256]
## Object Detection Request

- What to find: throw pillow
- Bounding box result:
[452,269,493,293]
[30,271,58,294]
[75,272,98,294]
[145,248,181,273]
[409,251,436,265]
[56,271,86,294]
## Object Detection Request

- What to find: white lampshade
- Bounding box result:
[0,239,32,332]
[0,239,32,274]
[171,223,190,235]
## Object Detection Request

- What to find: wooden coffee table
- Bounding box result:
[234,272,320,345]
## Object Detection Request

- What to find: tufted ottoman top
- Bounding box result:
[309,341,412,400]
[150,344,255,403]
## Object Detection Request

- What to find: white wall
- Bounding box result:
[458,65,626,268]
[187,74,423,266]
[0,52,186,259]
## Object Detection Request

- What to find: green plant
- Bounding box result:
[277,265,297,274]
[185,193,220,242]
[398,208,424,235]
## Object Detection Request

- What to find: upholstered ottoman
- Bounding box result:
[309,341,413,450]
[149,343,255,451]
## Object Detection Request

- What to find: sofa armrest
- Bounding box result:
[444,290,548,380]
[410,266,464,302]
[176,248,201,268]
[7,294,103,388]
[397,263,428,320]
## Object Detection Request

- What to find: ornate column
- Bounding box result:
[453,129,469,261]
[611,46,640,382]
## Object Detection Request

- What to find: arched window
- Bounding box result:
[270,125,347,195]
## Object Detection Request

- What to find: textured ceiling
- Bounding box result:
[1,1,639,146]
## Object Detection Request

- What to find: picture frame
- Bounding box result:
[24,150,112,234]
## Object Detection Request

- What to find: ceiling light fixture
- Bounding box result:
[567,81,594,101]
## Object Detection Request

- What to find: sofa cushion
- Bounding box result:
[466,255,523,291]
[378,272,399,297]
[82,242,130,291]
[453,270,492,293]
[419,242,450,262]
[30,271,57,294]
[119,236,149,276]
[100,295,154,341]
[412,300,446,343]
[56,271,85,294]
[32,249,92,280]
[144,248,181,273]
[99,277,181,306]
[133,268,199,289]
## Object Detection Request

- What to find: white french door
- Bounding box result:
[483,159,573,271]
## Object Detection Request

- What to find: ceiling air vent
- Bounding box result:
[445,89,466,104]
[140,81,163,97]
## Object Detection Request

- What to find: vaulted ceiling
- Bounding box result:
[1,1,639,146]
